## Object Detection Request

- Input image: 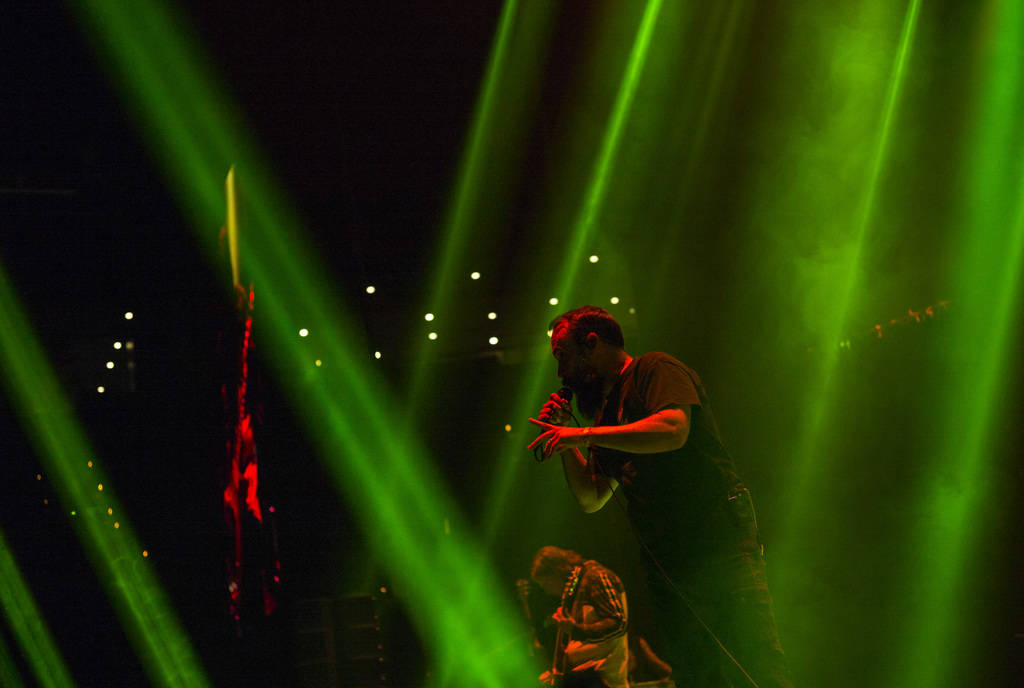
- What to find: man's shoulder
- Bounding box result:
[628,352,704,409]
[635,351,696,377]
[582,560,623,587]
[636,351,683,365]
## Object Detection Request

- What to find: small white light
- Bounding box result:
[428,332,438,341]
[424,313,434,322]
[366,285,376,294]
[97,386,105,394]
[548,297,559,306]
[489,336,499,346]
[610,296,620,305]
[589,255,599,263]
[470,271,481,280]
[299,328,309,337]
[106,361,115,369]
[315,359,322,367]
[487,312,497,320]
[113,341,122,350]
[546,329,554,338]
[124,312,134,320]
[374,351,382,360]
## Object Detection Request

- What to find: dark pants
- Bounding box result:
[646,492,794,687]
[563,667,609,688]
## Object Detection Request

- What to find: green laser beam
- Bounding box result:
[0,259,210,688]
[0,528,74,688]
[778,0,921,541]
[651,0,753,296]
[0,629,28,688]
[406,0,539,409]
[71,1,542,683]
[475,0,666,555]
[898,0,1024,682]
[557,0,665,308]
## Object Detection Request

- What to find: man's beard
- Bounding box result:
[569,375,605,420]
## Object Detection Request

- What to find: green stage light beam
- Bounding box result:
[0,260,210,688]
[69,0,252,257]
[233,246,535,685]
[71,2,542,683]
[555,0,664,309]
[0,528,74,688]
[69,2,428,529]
[477,0,665,545]
[898,1,1024,683]
[211,181,538,684]
[406,0,557,411]
[717,5,923,673]
[260,314,534,684]
[776,0,921,548]
[650,0,753,298]
[0,629,27,688]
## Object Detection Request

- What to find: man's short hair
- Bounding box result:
[550,306,625,349]
[531,545,584,582]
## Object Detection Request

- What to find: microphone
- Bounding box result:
[532,387,575,461]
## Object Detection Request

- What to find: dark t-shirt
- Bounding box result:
[591,352,742,562]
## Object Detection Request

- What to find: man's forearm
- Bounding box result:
[576,615,626,642]
[560,448,613,513]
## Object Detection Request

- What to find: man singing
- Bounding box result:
[528,306,793,687]
[530,546,629,688]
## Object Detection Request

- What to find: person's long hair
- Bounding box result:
[531,546,585,583]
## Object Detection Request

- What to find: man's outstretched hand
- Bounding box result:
[527,418,588,459]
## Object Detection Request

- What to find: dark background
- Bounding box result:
[2,2,1022,687]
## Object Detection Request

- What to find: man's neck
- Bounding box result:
[601,350,632,397]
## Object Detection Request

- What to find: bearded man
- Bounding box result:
[528,306,793,688]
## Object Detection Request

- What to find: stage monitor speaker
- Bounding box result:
[291,595,389,687]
